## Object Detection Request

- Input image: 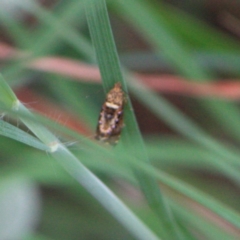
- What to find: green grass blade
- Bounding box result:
[0,13,31,47]
[53,144,160,240]
[128,78,240,183]
[113,0,210,79]
[0,74,160,240]
[2,1,94,83]
[171,200,238,240]
[156,4,240,52]
[0,74,18,108]
[113,0,240,144]
[26,1,94,59]
[84,1,186,239]
[131,159,240,230]
[0,120,49,151]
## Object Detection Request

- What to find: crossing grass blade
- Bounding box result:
[84,1,187,239]
[0,73,160,240]
[112,0,240,144]
[0,119,49,151]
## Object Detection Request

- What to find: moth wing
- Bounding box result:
[107,109,124,145]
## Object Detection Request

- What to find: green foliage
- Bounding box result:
[0,0,239,240]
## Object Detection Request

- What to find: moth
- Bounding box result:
[95,82,126,145]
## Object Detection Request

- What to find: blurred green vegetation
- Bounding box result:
[0,0,240,240]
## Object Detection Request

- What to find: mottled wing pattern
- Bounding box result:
[95,82,125,145]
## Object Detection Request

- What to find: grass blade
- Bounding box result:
[84,1,186,239]
[0,73,160,240]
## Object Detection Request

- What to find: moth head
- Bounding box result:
[106,82,125,106]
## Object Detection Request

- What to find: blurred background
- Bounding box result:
[0,0,240,239]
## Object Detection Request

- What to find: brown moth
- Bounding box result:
[95,82,126,145]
